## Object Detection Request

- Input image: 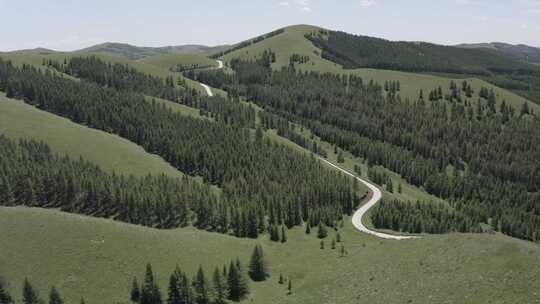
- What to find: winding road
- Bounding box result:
[319,158,417,240]
[199,60,224,97]
[197,59,415,240]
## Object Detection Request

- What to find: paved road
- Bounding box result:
[319,158,418,240]
[199,60,224,97]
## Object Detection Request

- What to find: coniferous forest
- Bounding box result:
[186,53,540,241]
[0,58,359,237]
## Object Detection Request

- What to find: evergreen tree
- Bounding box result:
[192,266,209,304]
[336,232,341,243]
[141,264,162,304]
[212,267,227,304]
[167,267,181,304]
[280,226,287,243]
[22,279,40,304]
[48,287,63,304]
[337,150,345,163]
[305,223,311,234]
[131,277,141,303]
[331,239,336,249]
[398,183,403,194]
[317,222,328,239]
[287,280,292,295]
[278,274,284,285]
[0,279,13,304]
[227,260,248,301]
[320,240,325,249]
[248,245,268,281]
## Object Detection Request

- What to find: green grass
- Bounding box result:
[0,93,183,178]
[1,206,539,304]
[139,53,218,70]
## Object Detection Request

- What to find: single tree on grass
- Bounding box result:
[48,286,63,304]
[287,280,292,295]
[305,223,311,234]
[248,245,268,281]
[317,222,328,239]
[192,266,209,304]
[278,273,284,285]
[22,279,41,304]
[280,226,287,243]
[0,278,13,304]
[141,263,162,304]
[131,277,140,303]
[212,267,227,304]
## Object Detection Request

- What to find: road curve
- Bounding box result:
[319,158,418,240]
[199,60,224,97]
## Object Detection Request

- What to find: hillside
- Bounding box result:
[2,206,539,304]
[216,25,539,109]
[0,93,184,178]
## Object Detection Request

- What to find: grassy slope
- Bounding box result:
[0,94,183,178]
[1,206,539,304]
[138,53,218,70]
[219,25,538,113]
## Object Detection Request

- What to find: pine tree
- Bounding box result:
[270,225,279,242]
[337,150,345,163]
[178,272,193,304]
[22,279,40,304]
[287,280,292,295]
[280,226,287,243]
[48,287,63,304]
[212,267,227,304]
[317,222,328,239]
[305,223,311,234]
[340,245,346,257]
[331,239,336,249]
[192,266,209,304]
[320,240,324,249]
[167,267,181,304]
[278,273,284,285]
[0,278,13,304]
[336,232,341,243]
[227,260,248,301]
[398,183,402,194]
[248,245,268,281]
[141,263,162,304]
[131,277,141,303]
[386,178,394,193]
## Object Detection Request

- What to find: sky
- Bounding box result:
[0,0,538,51]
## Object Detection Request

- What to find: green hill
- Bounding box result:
[1,206,539,304]
[217,25,540,108]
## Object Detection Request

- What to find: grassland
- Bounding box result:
[0,93,183,178]
[139,53,218,70]
[1,206,539,304]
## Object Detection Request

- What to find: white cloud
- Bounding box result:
[277,0,312,12]
[360,0,376,8]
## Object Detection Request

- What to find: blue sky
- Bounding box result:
[0,0,538,51]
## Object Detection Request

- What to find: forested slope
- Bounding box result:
[0,58,360,236]
[188,53,540,241]
[307,29,540,103]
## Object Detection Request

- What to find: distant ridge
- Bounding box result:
[77,42,228,59]
[456,42,540,64]
[4,47,58,55]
